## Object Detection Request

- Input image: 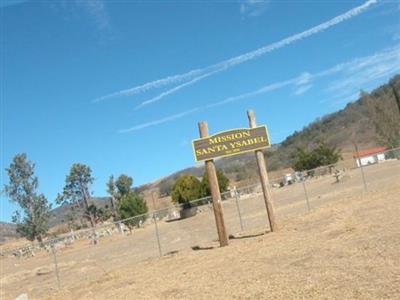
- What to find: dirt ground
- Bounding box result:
[1,161,399,299]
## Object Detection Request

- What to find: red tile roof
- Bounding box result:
[353,146,386,158]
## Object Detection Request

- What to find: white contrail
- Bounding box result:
[204,77,298,109]
[202,0,377,73]
[99,0,377,105]
[118,108,201,133]
[119,76,299,133]
[119,43,399,133]
[135,69,220,110]
[93,69,205,103]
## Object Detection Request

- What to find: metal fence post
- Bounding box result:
[354,143,368,192]
[234,188,244,231]
[153,212,162,257]
[116,221,124,235]
[302,180,311,212]
[151,193,162,257]
[359,163,368,192]
[51,245,61,290]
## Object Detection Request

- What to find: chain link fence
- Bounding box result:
[1,148,399,299]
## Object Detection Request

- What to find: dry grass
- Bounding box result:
[39,183,400,300]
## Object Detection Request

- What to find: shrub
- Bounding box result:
[118,191,148,229]
[293,141,342,172]
[201,170,229,196]
[171,175,202,208]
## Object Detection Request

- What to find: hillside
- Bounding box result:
[0,222,18,244]
[0,198,113,244]
[48,197,112,228]
[148,75,400,193]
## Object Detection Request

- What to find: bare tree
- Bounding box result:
[362,88,400,148]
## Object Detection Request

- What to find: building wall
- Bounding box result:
[377,153,386,162]
[356,153,386,167]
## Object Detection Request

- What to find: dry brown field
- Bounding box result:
[1,160,399,299]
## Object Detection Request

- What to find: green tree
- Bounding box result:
[56,163,97,229]
[293,146,315,171]
[86,204,113,224]
[313,141,342,166]
[106,175,120,221]
[4,153,51,242]
[117,191,148,231]
[158,179,173,196]
[293,142,342,172]
[171,175,202,207]
[201,170,230,196]
[115,174,133,196]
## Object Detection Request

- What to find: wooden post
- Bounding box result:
[199,121,229,247]
[247,110,277,232]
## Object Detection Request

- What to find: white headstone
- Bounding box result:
[14,293,28,300]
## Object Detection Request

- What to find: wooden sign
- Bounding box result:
[194,112,277,249]
[192,126,271,162]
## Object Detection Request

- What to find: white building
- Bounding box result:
[353,147,386,167]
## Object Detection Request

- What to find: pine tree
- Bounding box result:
[56,163,97,240]
[118,191,148,231]
[4,153,51,242]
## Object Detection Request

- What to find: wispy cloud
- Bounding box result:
[119,76,301,133]
[49,0,112,37]
[75,0,110,31]
[94,69,204,103]
[324,45,400,96]
[240,0,270,18]
[120,44,400,133]
[0,0,28,8]
[135,70,219,109]
[384,24,400,42]
[295,72,312,86]
[118,108,200,133]
[293,84,313,96]
[135,0,377,108]
[204,77,298,109]
[97,0,377,105]
[119,75,307,133]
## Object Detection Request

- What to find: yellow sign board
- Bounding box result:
[192,126,271,162]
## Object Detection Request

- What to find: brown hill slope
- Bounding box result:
[151,75,400,193]
[0,222,18,244]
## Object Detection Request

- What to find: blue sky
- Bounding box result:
[1,0,399,222]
